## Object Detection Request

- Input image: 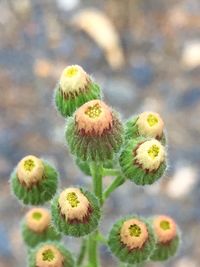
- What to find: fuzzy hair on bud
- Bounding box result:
[150,215,180,261]
[108,215,155,264]
[28,241,74,267]
[66,100,123,162]
[119,137,167,185]
[54,65,101,117]
[51,187,101,237]
[125,112,166,145]
[10,156,58,205]
[22,208,61,248]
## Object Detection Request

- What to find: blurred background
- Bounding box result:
[0,0,200,266]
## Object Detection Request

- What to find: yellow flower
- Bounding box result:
[120,218,149,250]
[135,139,165,172]
[137,111,164,139]
[58,188,91,222]
[26,208,50,233]
[17,155,44,188]
[75,100,113,135]
[36,244,64,267]
[153,215,177,243]
[59,65,90,95]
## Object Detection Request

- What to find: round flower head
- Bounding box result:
[55,65,101,117]
[22,208,61,247]
[108,215,155,264]
[66,100,123,162]
[119,137,166,185]
[150,215,180,261]
[125,112,166,144]
[10,155,58,205]
[51,187,101,237]
[28,242,74,267]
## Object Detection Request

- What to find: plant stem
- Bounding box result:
[102,168,121,177]
[96,231,107,245]
[103,175,125,202]
[90,162,103,205]
[77,238,87,266]
[88,230,98,267]
[87,162,103,267]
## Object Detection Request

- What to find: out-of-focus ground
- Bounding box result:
[0,0,200,266]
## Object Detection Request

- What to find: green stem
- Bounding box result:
[96,231,107,245]
[102,168,121,177]
[90,162,103,205]
[103,175,125,202]
[77,238,87,266]
[87,162,103,267]
[88,230,98,267]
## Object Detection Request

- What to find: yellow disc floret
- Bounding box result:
[26,208,51,233]
[135,139,165,172]
[136,111,164,139]
[85,103,102,119]
[64,66,78,78]
[148,144,160,159]
[59,65,90,94]
[120,219,148,250]
[75,100,113,135]
[58,188,90,222]
[36,245,64,267]
[66,192,80,208]
[153,215,177,244]
[17,155,44,188]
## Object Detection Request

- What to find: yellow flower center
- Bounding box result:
[129,224,141,237]
[64,66,78,78]
[148,144,160,159]
[85,103,102,119]
[24,159,35,171]
[42,249,55,262]
[160,220,170,230]
[66,192,80,208]
[32,212,42,220]
[147,114,158,127]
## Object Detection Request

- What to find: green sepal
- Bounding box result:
[125,116,166,145]
[108,215,156,264]
[54,82,101,118]
[21,221,61,248]
[51,188,101,237]
[119,137,166,185]
[28,241,75,267]
[66,112,124,162]
[10,161,58,205]
[150,236,179,261]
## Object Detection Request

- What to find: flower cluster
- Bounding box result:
[9,65,180,267]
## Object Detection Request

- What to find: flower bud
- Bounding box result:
[54,65,101,117]
[51,187,101,237]
[10,155,58,205]
[119,137,166,185]
[125,112,166,144]
[28,242,74,267]
[150,215,180,261]
[22,208,61,247]
[108,215,155,264]
[66,100,123,162]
